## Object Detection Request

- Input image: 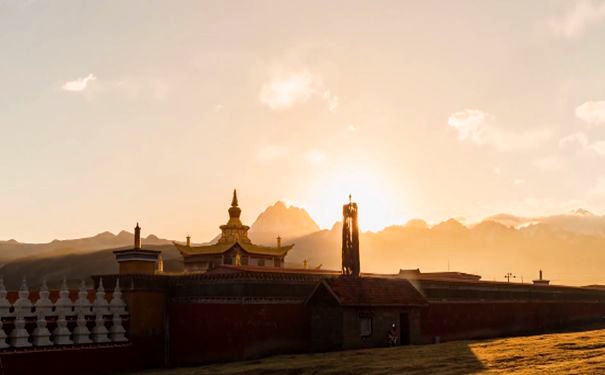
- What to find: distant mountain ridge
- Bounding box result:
[249,200,320,244]
[0,231,172,262]
[484,209,605,237]
[3,204,605,288]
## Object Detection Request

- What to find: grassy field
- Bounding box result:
[131,328,605,374]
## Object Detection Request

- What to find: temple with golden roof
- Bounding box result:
[173,190,294,272]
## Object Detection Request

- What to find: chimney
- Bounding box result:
[186,235,191,247]
[114,222,161,275]
[533,269,550,286]
[134,222,141,250]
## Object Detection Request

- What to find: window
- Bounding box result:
[224,255,233,265]
[258,258,265,266]
[241,256,249,265]
[359,313,373,337]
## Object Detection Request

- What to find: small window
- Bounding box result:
[359,313,373,337]
[241,256,249,265]
[258,258,265,266]
[224,255,233,265]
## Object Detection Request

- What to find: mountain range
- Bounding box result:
[2,202,605,289]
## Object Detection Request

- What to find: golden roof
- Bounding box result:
[174,189,294,258]
[174,240,293,257]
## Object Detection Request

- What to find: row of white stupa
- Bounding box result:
[0,277,128,348]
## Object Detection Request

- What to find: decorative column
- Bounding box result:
[0,277,10,316]
[92,278,109,343]
[0,320,8,349]
[54,278,74,316]
[72,278,93,341]
[109,279,128,342]
[9,278,33,347]
[32,279,53,346]
[342,194,360,277]
[74,280,92,316]
[0,278,10,348]
[72,312,92,344]
[93,278,109,315]
[109,279,126,315]
[109,313,127,342]
[52,278,73,345]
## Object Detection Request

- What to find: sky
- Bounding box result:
[2,0,605,243]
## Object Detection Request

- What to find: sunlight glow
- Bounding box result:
[304,164,408,232]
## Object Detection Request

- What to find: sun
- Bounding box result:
[304,164,408,232]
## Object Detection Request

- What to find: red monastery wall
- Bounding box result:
[168,302,310,366]
[420,301,605,343]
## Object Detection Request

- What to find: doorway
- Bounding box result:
[399,312,410,345]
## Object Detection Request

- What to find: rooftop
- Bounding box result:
[174,190,293,257]
[308,276,429,307]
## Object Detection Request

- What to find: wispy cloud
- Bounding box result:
[548,1,605,39]
[532,156,565,171]
[256,145,289,162]
[560,132,589,149]
[589,140,605,156]
[259,70,338,112]
[448,109,492,143]
[62,73,96,92]
[448,109,552,151]
[576,100,605,124]
[559,131,605,156]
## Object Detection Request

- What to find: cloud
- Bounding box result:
[559,131,605,156]
[259,70,338,111]
[322,90,339,112]
[589,140,605,156]
[548,1,605,38]
[559,132,589,148]
[532,156,564,170]
[62,73,97,92]
[305,149,326,164]
[447,109,490,143]
[448,109,552,151]
[256,145,289,162]
[575,100,605,124]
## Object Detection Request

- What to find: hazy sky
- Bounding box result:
[2,0,605,242]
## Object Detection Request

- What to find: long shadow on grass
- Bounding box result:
[167,342,486,375]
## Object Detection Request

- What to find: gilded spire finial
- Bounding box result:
[349,194,352,203]
[232,189,238,207]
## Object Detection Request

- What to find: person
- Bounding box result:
[387,323,399,346]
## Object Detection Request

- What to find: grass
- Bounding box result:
[130,327,605,374]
